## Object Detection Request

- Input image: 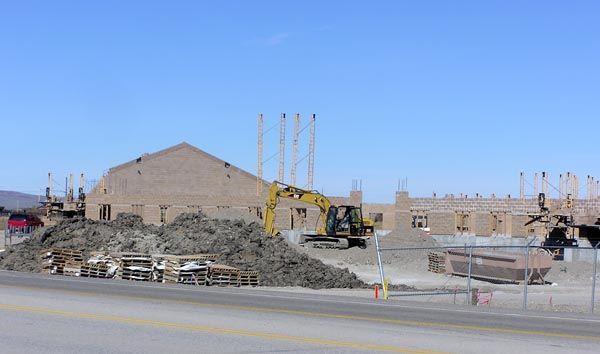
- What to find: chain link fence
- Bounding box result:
[374,232,599,313]
[3,225,41,250]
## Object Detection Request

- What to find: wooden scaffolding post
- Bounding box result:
[257,113,264,196]
[278,113,286,183]
[47,173,52,201]
[307,114,315,190]
[67,174,74,202]
[290,113,300,187]
[519,172,524,199]
[542,171,548,196]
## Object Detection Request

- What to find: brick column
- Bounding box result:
[349,191,363,206]
[394,191,412,236]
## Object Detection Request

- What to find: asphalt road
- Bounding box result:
[0,271,598,353]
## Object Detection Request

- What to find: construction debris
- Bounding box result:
[0,213,365,289]
[163,254,217,285]
[40,248,83,275]
[117,253,153,281]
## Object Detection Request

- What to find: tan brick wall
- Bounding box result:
[427,212,455,235]
[143,205,161,224]
[169,206,189,223]
[85,204,99,220]
[394,192,412,235]
[396,192,600,237]
[103,143,262,197]
[473,213,489,236]
[85,143,356,229]
[362,203,395,230]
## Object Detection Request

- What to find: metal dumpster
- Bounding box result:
[445,248,553,284]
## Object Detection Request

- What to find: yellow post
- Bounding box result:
[383,277,389,300]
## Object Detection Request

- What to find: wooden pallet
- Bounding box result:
[80,264,111,278]
[427,251,446,274]
[238,270,259,287]
[117,253,153,281]
[152,257,165,283]
[86,252,114,266]
[162,255,214,285]
[164,254,219,262]
[119,268,152,281]
[40,248,84,275]
[208,264,240,287]
[63,261,82,277]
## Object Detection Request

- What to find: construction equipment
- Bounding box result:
[264,181,371,249]
[362,217,375,234]
[526,193,578,259]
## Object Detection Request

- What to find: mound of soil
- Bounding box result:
[0,213,365,289]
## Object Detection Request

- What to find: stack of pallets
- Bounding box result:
[81,251,118,278]
[163,254,218,285]
[208,264,240,287]
[80,263,112,278]
[152,256,165,283]
[40,248,83,275]
[427,251,447,274]
[117,253,153,281]
[86,252,114,265]
[238,270,259,287]
[63,261,82,277]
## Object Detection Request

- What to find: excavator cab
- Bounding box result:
[326,206,365,236]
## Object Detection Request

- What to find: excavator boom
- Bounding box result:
[264,181,330,236]
[263,181,370,249]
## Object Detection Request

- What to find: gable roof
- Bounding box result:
[108,142,269,186]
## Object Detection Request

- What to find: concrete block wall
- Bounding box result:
[397,192,600,238]
[427,212,455,235]
[473,213,490,236]
[511,214,529,237]
[394,192,412,235]
[104,143,263,197]
[85,142,359,230]
[86,189,355,230]
[362,203,395,230]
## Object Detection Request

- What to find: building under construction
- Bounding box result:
[77,113,599,245]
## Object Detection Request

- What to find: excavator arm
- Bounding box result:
[264,181,331,236]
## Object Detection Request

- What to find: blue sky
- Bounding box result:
[0,1,598,202]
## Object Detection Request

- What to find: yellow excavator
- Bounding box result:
[264,181,372,249]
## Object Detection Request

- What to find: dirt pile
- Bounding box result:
[298,228,439,273]
[0,213,364,289]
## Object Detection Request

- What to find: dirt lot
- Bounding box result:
[1,213,597,312]
[295,230,600,313]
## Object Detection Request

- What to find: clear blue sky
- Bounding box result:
[1,1,598,202]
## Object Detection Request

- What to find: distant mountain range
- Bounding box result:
[0,190,43,210]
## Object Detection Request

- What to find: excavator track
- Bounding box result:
[306,237,349,249]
